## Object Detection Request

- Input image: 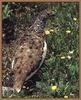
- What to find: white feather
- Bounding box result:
[39,40,47,67]
[11,58,15,69]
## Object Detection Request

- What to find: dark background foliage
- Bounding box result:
[2,2,79,98]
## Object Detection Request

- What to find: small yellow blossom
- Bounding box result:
[66,30,71,33]
[67,55,71,59]
[45,30,50,35]
[69,50,74,54]
[64,95,68,98]
[73,17,77,21]
[61,56,66,59]
[51,85,57,91]
[50,29,54,32]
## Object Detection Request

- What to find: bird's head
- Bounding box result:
[39,9,55,20]
[29,9,55,34]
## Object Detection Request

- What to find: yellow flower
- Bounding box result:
[69,50,74,54]
[45,30,50,35]
[64,95,68,98]
[51,85,57,91]
[66,30,71,33]
[61,56,66,59]
[73,17,77,21]
[67,55,71,59]
[50,29,54,32]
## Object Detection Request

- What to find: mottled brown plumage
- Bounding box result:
[12,9,54,92]
[12,32,44,92]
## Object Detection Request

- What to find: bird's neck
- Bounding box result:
[30,14,47,35]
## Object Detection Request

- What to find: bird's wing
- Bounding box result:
[12,34,45,92]
[25,40,47,82]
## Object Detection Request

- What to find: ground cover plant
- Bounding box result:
[2,2,79,98]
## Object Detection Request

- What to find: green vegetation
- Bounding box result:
[2,4,10,19]
[2,2,79,98]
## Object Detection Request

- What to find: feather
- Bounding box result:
[25,40,47,82]
[11,9,53,92]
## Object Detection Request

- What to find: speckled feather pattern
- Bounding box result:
[12,31,44,91]
[11,9,53,92]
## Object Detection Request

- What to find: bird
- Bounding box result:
[11,9,54,93]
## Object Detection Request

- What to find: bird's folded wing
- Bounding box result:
[11,34,46,92]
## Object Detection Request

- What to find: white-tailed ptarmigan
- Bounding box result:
[11,9,54,93]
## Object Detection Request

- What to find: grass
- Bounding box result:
[2,2,79,98]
